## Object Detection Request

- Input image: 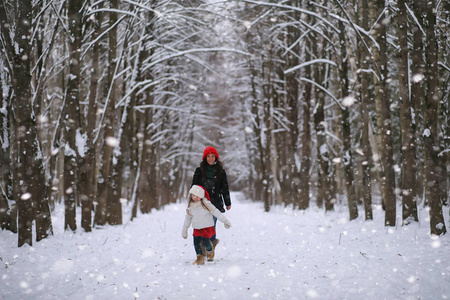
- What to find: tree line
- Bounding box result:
[227,0,448,236]
[0,0,448,247]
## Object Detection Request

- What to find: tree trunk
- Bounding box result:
[0,67,12,230]
[424,0,446,235]
[109,154,123,225]
[258,104,270,210]
[313,57,333,211]
[313,0,333,212]
[370,0,396,226]
[359,0,373,221]
[437,0,449,208]
[297,3,312,210]
[127,40,143,218]
[285,0,301,208]
[298,94,312,207]
[96,0,121,225]
[397,0,418,224]
[0,180,11,230]
[106,0,122,224]
[80,5,104,232]
[410,0,426,203]
[8,0,31,246]
[298,79,311,211]
[338,20,358,221]
[269,99,282,205]
[248,58,270,210]
[262,52,280,207]
[64,0,84,231]
[138,92,158,213]
[2,0,53,246]
[260,99,271,212]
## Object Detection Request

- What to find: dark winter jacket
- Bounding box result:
[192,163,231,213]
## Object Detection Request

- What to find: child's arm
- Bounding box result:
[204,201,231,228]
[182,214,193,239]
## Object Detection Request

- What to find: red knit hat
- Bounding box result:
[199,185,210,201]
[202,146,219,161]
[189,185,210,201]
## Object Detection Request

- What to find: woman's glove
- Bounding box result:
[224,220,231,229]
[182,228,188,239]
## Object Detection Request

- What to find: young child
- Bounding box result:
[182,185,232,265]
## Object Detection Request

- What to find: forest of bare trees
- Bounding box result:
[0,0,448,247]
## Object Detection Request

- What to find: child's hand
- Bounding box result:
[182,229,188,239]
[224,220,231,229]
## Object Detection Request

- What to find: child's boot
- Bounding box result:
[211,238,219,249]
[193,255,205,265]
[207,246,215,261]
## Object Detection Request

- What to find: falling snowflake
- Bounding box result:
[342,96,356,107]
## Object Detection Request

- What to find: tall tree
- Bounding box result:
[283,0,302,207]
[95,0,123,225]
[397,0,418,224]
[0,52,13,230]
[410,0,426,203]
[358,0,373,220]
[79,2,105,232]
[436,0,449,209]
[136,7,158,214]
[285,77,301,205]
[338,18,358,221]
[297,1,313,210]
[64,0,84,231]
[369,0,396,226]
[0,0,52,246]
[103,0,121,225]
[313,1,333,211]
[423,0,446,235]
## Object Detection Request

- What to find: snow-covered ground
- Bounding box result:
[1,192,449,300]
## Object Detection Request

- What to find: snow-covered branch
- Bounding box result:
[284,59,337,75]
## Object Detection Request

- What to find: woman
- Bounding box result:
[192,146,231,249]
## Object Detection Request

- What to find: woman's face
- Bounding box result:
[206,154,216,166]
[192,195,201,202]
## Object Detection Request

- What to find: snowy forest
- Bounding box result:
[0,0,449,248]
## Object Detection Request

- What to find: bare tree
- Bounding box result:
[298,39,312,210]
[284,1,302,208]
[369,0,396,226]
[423,0,446,235]
[397,0,418,224]
[338,18,358,220]
[409,0,426,203]
[436,0,449,211]
[62,0,84,231]
[358,0,373,220]
[0,0,52,246]
[0,50,13,230]
[313,1,334,212]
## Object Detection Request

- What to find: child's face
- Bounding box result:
[192,195,201,202]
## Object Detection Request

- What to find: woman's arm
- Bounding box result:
[192,167,202,186]
[220,170,232,208]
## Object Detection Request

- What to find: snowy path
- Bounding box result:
[1,192,449,300]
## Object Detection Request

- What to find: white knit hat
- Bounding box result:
[189,185,205,199]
